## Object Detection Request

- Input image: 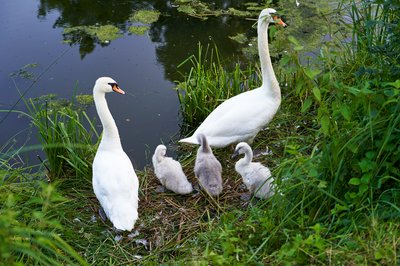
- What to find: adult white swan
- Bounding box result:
[92,77,139,231]
[179,8,286,148]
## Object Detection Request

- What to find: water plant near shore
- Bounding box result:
[176,44,260,134]
[26,94,98,186]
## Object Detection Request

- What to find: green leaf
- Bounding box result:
[349,178,361,185]
[288,35,304,50]
[318,181,327,188]
[320,115,330,135]
[340,105,351,121]
[359,159,373,172]
[304,68,321,80]
[374,248,385,260]
[359,184,368,194]
[361,173,371,184]
[312,87,321,102]
[288,35,300,46]
[309,168,318,177]
[301,98,313,113]
[385,79,400,89]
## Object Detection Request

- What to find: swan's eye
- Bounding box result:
[108,82,118,87]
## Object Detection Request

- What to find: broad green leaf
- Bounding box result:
[320,115,330,135]
[386,79,400,89]
[359,159,373,172]
[288,35,303,50]
[301,98,313,113]
[288,35,300,46]
[318,181,327,188]
[359,184,368,194]
[374,250,383,260]
[304,68,321,80]
[361,173,371,184]
[349,178,361,185]
[340,105,351,121]
[313,87,321,102]
[294,45,304,51]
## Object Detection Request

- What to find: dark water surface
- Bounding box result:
[0,0,254,169]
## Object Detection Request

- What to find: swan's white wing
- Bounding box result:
[181,89,280,147]
[93,150,139,231]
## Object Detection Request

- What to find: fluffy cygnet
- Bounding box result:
[232,142,274,199]
[152,145,193,195]
[194,134,223,196]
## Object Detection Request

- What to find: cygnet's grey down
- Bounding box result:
[152,145,193,195]
[232,142,274,199]
[194,134,223,196]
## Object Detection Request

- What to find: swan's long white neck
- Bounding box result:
[258,17,281,102]
[243,148,253,164]
[238,147,253,166]
[94,90,122,149]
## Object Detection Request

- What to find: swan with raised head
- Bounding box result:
[194,134,223,196]
[92,77,139,231]
[179,8,286,148]
[152,144,193,195]
[232,142,274,199]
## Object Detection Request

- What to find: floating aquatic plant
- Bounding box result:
[128,25,150,35]
[75,94,94,107]
[129,10,160,24]
[174,0,222,20]
[63,25,122,44]
[228,33,248,44]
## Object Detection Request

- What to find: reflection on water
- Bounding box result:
[1,0,330,168]
[0,0,255,169]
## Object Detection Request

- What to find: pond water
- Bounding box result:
[0,0,257,169]
[0,0,331,169]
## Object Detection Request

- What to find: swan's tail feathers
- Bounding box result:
[111,209,138,231]
[178,135,199,145]
[205,184,222,196]
[197,133,211,153]
[179,182,194,194]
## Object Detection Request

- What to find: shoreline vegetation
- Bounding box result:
[1,0,399,264]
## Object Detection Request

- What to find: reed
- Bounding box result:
[26,94,98,186]
[176,43,260,133]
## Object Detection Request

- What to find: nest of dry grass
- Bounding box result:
[137,145,250,253]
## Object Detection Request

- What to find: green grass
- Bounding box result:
[1,0,399,264]
[26,94,99,187]
[176,43,260,134]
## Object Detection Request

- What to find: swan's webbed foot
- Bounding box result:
[155,185,166,193]
[240,193,252,201]
[98,207,107,222]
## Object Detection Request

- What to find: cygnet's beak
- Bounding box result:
[112,84,125,95]
[231,150,239,159]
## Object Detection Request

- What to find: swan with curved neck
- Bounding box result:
[179,8,286,148]
[92,77,139,231]
[232,142,274,199]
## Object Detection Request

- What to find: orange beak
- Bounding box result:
[112,84,125,95]
[274,16,287,27]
